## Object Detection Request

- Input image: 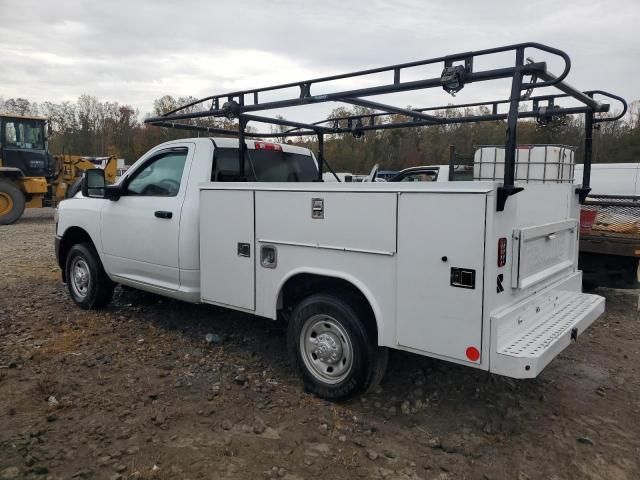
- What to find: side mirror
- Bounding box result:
[81,169,106,198]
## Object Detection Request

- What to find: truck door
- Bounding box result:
[100,143,194,290]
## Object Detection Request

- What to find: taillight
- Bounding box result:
[254,141,282,152]
[497,237,507,267]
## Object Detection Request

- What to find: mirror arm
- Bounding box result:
[104,185,122,201]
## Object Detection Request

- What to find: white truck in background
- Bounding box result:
[55,137,604,399]
[574,163,640,196]
[574,163,640,288]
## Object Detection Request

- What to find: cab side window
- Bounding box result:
[5,122,17,145]
[127,148,188,196]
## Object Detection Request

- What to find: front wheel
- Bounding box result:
[65,243,114,309]
[0,179,26,225]
[287,293,388,400]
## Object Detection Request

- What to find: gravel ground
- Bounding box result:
[1,209,639,480]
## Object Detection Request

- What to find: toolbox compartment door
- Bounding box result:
[512,219,577,290]
[396,192,486,363]
[200,189,255,310]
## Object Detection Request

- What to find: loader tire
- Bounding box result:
[0,179,26,225]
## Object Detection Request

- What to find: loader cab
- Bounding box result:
[0,114,55,178]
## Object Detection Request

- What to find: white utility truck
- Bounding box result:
[55,43,626,399]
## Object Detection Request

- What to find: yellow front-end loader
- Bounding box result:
[0,114,117,225]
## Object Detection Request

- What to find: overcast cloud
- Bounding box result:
[0,0,638,121]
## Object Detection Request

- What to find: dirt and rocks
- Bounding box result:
[1,209,639,480]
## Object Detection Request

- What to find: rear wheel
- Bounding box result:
[65,243,114,309]
[287,293,388,400]
[0,179,26,225]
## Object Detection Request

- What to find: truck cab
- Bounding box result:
[55,137,319,301]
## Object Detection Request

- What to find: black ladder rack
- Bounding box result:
[144,42,627,211]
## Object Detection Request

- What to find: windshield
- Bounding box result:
[3,119,46,150]
[213,147,318,182]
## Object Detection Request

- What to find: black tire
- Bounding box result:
[0,179,26,225]
[65,243,114,309]
[287,293,388,401]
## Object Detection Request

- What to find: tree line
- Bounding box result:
[1,95,638,173]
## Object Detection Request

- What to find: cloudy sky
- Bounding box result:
[1,0,638,122]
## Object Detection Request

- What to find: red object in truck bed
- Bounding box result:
[580,209,598,234]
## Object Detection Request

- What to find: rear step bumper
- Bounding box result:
[489,279,604,378]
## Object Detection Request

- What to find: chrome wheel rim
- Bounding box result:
[70,257,91,299]
[300,314,353,384]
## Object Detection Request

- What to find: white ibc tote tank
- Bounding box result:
[473,145,575,184]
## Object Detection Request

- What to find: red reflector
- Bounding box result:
[497,237,507,267]
[466,346,480,362]
[254,141,282,152]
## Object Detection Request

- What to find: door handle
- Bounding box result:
[155,210,173,219]
[237,243,251,257]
